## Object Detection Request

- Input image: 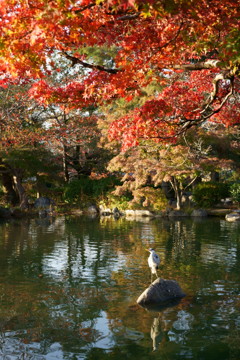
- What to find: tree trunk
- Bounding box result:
[211,171,220,182]
[1,171,19,205]
[170,177,183,210]
[63,144,70,183]
[176,190,182,210]
[73,145,83,178]
[73,146,92,178]
[12,170,29,209]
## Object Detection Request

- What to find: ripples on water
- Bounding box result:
[0,216,239,359]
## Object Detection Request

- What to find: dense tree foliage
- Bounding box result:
[0,0,240,209]
[1,1,240,146]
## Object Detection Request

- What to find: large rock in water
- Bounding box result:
[137,278,185,306]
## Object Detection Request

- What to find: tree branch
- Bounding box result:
[63,52,120,74]
[71,3,96,14]
[149,21,184,60]
[171,59,222,71]
[116,12,140,21]
[183,175,199,191]
[177,73,234,135]
[72,2,140,22]
[201,73,234,115]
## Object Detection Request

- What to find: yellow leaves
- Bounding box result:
[230,62,240,76]
[141,8,152,19]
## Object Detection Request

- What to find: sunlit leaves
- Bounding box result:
[0,0,239,152]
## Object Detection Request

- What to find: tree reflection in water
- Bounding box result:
[0,216,239,359]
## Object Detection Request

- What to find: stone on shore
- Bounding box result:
[168,210,188,217]
[34,197,55,217]
[34,197,55,209]
[225,211,240,222]
[191,209,208,217]
[125,209,155,217]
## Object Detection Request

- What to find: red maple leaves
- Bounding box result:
[0,0,239,150]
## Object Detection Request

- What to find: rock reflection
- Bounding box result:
[139,298,184,351]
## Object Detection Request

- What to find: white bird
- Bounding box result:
[146,248,160,279]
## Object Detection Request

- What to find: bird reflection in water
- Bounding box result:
[151,316,163,351]
[142,299,183,352]
[150,312,171,351]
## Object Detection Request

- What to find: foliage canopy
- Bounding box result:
[0,0,239,150]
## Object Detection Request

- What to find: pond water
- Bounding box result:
[0,215,239,360]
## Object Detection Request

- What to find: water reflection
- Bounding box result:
[139,298,187,351]
[150,310,193,352]
[0,215,239,359]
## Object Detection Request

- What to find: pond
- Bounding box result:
[0,215,239,360]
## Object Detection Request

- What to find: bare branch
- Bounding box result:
[72,3,96,14]
[183,175,199,191]
[171,59,222,71]
[116,12,140,21]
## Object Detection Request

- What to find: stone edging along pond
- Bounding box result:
[88,205,240,221]
[1,198,239,222]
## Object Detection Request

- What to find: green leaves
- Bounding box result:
[192,182,230,208]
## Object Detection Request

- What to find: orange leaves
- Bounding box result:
[108,74,211,151]
[28,80,52,105]
[27,78,95,109]
[108,98,175,151]
[0,0,239,153]
[30,25,46,46]
[1,0,239,77]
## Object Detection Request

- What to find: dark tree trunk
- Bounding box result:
[1,171,19,205]
[211,171,220,182]
[63,144,70,183]
[73,146,92,178]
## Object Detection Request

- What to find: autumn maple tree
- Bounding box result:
[0,81,51,208]
[0,0,239,151]
[107,131,236,210]
[0,0,240,211]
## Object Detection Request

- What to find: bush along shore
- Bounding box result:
[0,181,240,222]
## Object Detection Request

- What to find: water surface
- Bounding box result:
[0,215,239,359]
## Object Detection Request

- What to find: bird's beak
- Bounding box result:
[145,248,150,252]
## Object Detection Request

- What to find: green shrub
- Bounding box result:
[131,186,168,211]
[63,176,120,204]
[99,193,133,210]
[101,186,168,211]
[192,182,229,208]
[230,183,240,203]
